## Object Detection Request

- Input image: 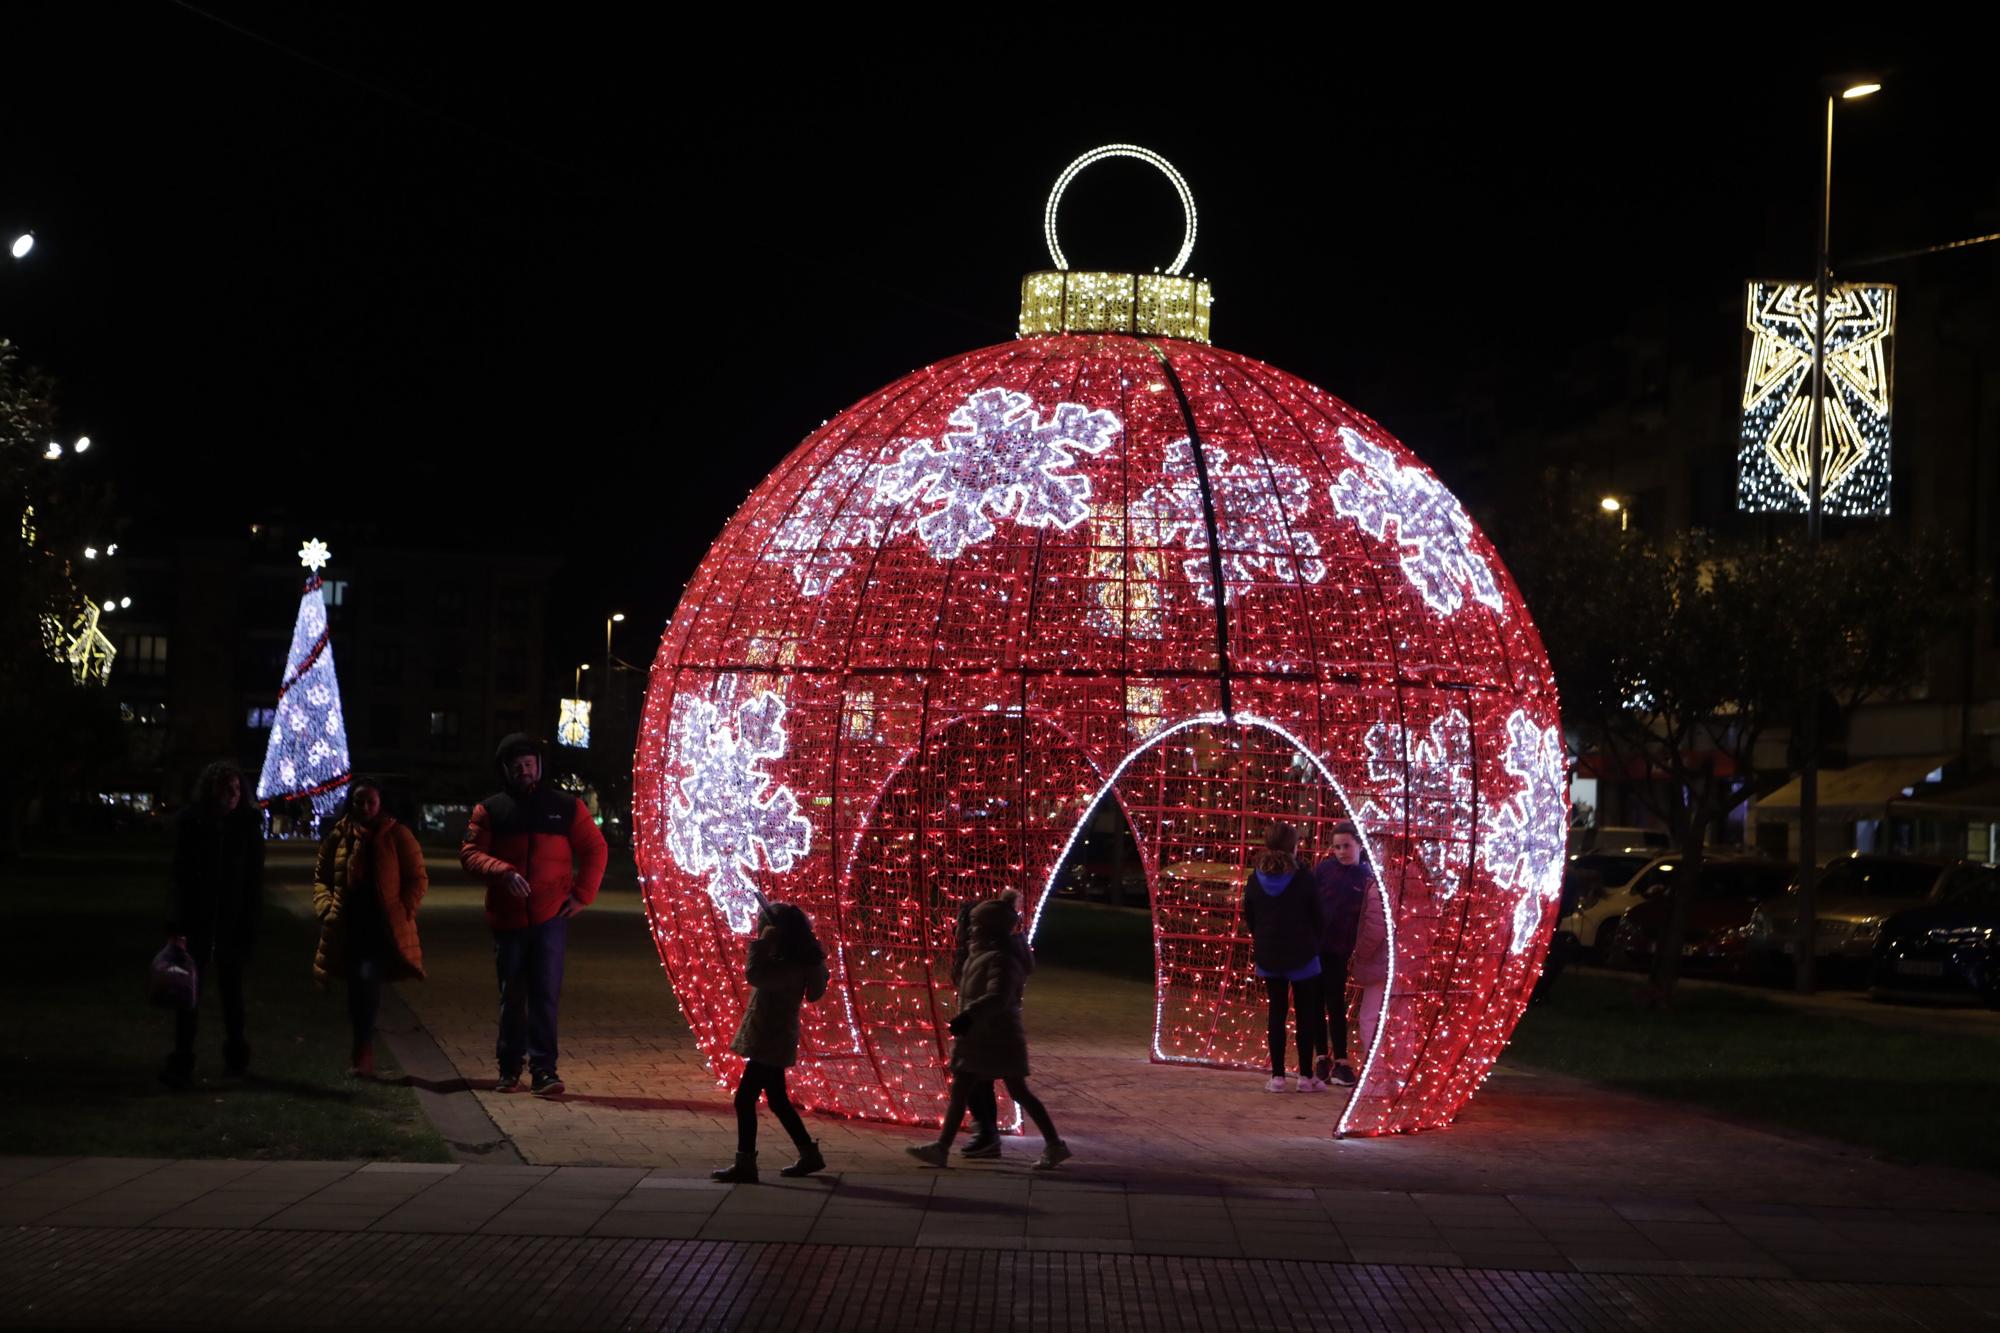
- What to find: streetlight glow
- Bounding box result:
[1842,82,1881,99]
[43,442,62,460]
[83,546,98,560]
[119,596,131,608]
[9,233,32,260]
[1598,496,1622,512]
[73,436,91,453]
[611,612,626,623]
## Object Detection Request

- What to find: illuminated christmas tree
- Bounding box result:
[256,538,351,822]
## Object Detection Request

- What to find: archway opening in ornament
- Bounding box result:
[1029,716,1390,1096]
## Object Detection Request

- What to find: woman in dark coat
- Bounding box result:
[1243,821,1325,1092]
[712,901,830,1184]
[906,896,1071,1170]
[1309,820,1369,1087]
[162,760,265,1087]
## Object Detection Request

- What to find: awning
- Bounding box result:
[1888,774,2000,820]
[1756,754,1955,812]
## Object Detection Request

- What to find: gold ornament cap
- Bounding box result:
[1019,145,1214,345]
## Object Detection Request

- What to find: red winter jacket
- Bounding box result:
[459,785,609,931]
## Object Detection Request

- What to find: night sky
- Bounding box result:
[5,11,1992,657]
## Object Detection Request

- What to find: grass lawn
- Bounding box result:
[1031,897,1155,981]
[0,841,449,1162]
[1504,970,2000,1176]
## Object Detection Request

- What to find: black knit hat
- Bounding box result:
[495,733,541,765]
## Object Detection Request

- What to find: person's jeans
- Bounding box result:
[1316,950,1352,1062]
[734,1060,811,1154]
[173,939,247,1069]
[1263,974,1323,1078]
[348,952,387,1048]
[494,915,567,1078]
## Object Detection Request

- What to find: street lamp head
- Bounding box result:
[1598,496,1622,513]
[1841,82,1882,100]
[119,596,131,608]
[611,612,626,623]
[580,663,591,672]
[42,442,62,460]
[9,233,32,260]
[73,436,91,454]
[83,546,98,560]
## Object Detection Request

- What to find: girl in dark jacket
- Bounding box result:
[1243,822,1326,1092]
[162,760,265,1087]
[907,896,1071,1170]
[712,901,830,1183]
[1309,820,1369,1087]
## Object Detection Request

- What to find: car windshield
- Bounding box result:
[1699,863,1794,901]
[1939,871,2000,909]
[1818,859,1940,900]
[1570,853,1650,887]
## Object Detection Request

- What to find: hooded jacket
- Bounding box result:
[166,802,265,956]
[728,930,829,1068]
[1312,857,1370,954]
[1242,867,1324,977]
[949,899,1035,1081]
[459,735,609,931]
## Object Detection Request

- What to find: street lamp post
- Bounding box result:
[605,612,625,673]
[1794,75,1879,995]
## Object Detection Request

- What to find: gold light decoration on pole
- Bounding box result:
[1737,280,1895,515]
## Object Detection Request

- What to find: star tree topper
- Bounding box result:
[299,538,332,573]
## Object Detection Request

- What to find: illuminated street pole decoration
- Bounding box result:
[256,539,352,819]
[64,598,116,685]
[557,698,592,749]
[1737,281,1896,515]
[634,147,1565,1139]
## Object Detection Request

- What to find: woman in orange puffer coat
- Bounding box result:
[312,779,427,1076]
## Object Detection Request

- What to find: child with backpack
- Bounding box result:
[711,899,831,1183]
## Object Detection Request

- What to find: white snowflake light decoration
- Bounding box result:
[1358,710,1475,898]
[665,682,814,934]
[1329,428,1504,619]
[1479,709,1568,953]
[873,387,1121,561]
[766,450,886,595]
[1131,437,1325,610]
[298,538,331,572]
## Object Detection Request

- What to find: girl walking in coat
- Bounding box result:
[712,901,830,1183]
[1309,820,1369,1087]
[907,895,1071,1170]
[311,778,428,1077]
[1243,822,1326,1092]
[161,761,265,1087]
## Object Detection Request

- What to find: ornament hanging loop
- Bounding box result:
[1044,144,1197,276]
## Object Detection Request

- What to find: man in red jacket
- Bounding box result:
[460,734,609,1095]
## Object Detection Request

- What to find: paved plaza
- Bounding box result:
[3,852,1996,1329]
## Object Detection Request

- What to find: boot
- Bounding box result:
[711,1151,758,1184]
[778,1140,825,1178]
[348,1041,375,1078]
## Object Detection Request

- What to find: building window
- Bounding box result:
[320,579,349,608]
[429,710,459,751]
[245,706,277,729]
[122,634,169,676]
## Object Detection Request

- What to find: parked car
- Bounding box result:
[1747,854,1971,977]
[1568,825,1672,855]
[1607,856,1797,971]
[1869,865,2000,1005]
[1556,849,1668,957]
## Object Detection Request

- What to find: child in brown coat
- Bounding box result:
[907,894,1070,1170]
[711,901,830,1184]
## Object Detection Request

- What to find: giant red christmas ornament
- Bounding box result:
[634,146,1565,1136]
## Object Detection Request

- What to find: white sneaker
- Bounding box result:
[1298,1076,1327,1092]
[1265,1076,1287,1093]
